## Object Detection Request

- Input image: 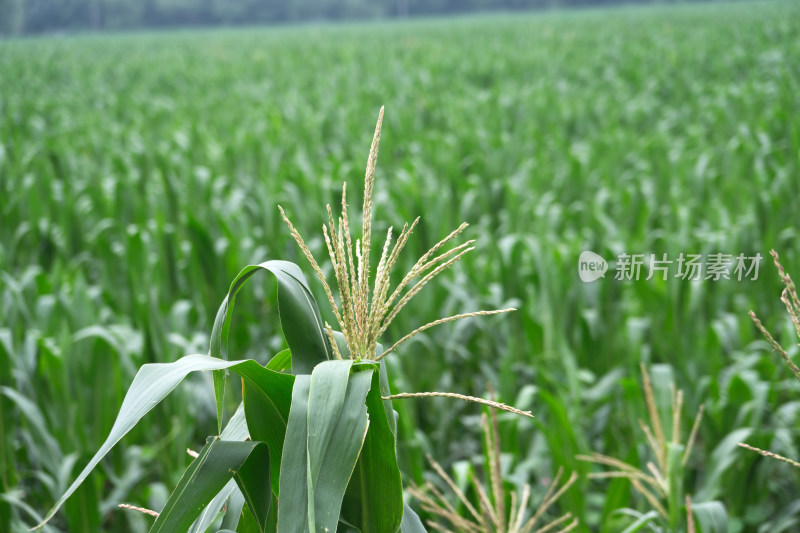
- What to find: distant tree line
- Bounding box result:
[0,0,709,35]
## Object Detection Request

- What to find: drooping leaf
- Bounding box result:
[149,437,270,533]
[34,355,291,529]
[209,260,332,432]
[209,261,329,364]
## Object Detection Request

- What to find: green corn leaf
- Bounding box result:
[221,403,252,441]
[334,333,396,438]
[277,374,312,532]
[188,480,236,533]
[666,442,685,530]
[219,489,279,532]
[376,349,397,438]
[400,503,427,533]
[63,453,101,533]
[692,501,728,533]
[0,387,62,472]
[34,354,291,530]
[340,362,403,533]
[188,404,250,533]
[220,487,246,530]
[149,436,271,533]
[277,361,373,533]
[696,428,753,502]
[266,349,293,372]
[238,503,271,533]
[618,510,659,533]
[242,371,294,493]
[308,366,372,531]
[209,260,332,433]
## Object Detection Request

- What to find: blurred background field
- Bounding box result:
[2,1,800,531]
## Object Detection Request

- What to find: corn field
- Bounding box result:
[2,1,800,531]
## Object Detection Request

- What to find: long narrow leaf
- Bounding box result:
[242,371,294,492]
[209,260,332,432]
[692,501,728,533]
[278,362,373,533]
[188,404,250,533]
[341,363,403,533]
[220,487,246,530]
[309,365,372,531]
[149,437,270,533]
[34,355,291,529]
[619,510,659,533]
[400,503,427,533]
[188,480,237,533]
[277,375,311,532]
[378,358,397,437]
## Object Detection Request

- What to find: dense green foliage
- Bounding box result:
[2,1,800,531]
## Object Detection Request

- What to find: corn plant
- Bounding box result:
[33,109,528,533]
[3,4,800,530]
[577,365,726,533]
[740,250,800,469]
[410,405,578,532]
